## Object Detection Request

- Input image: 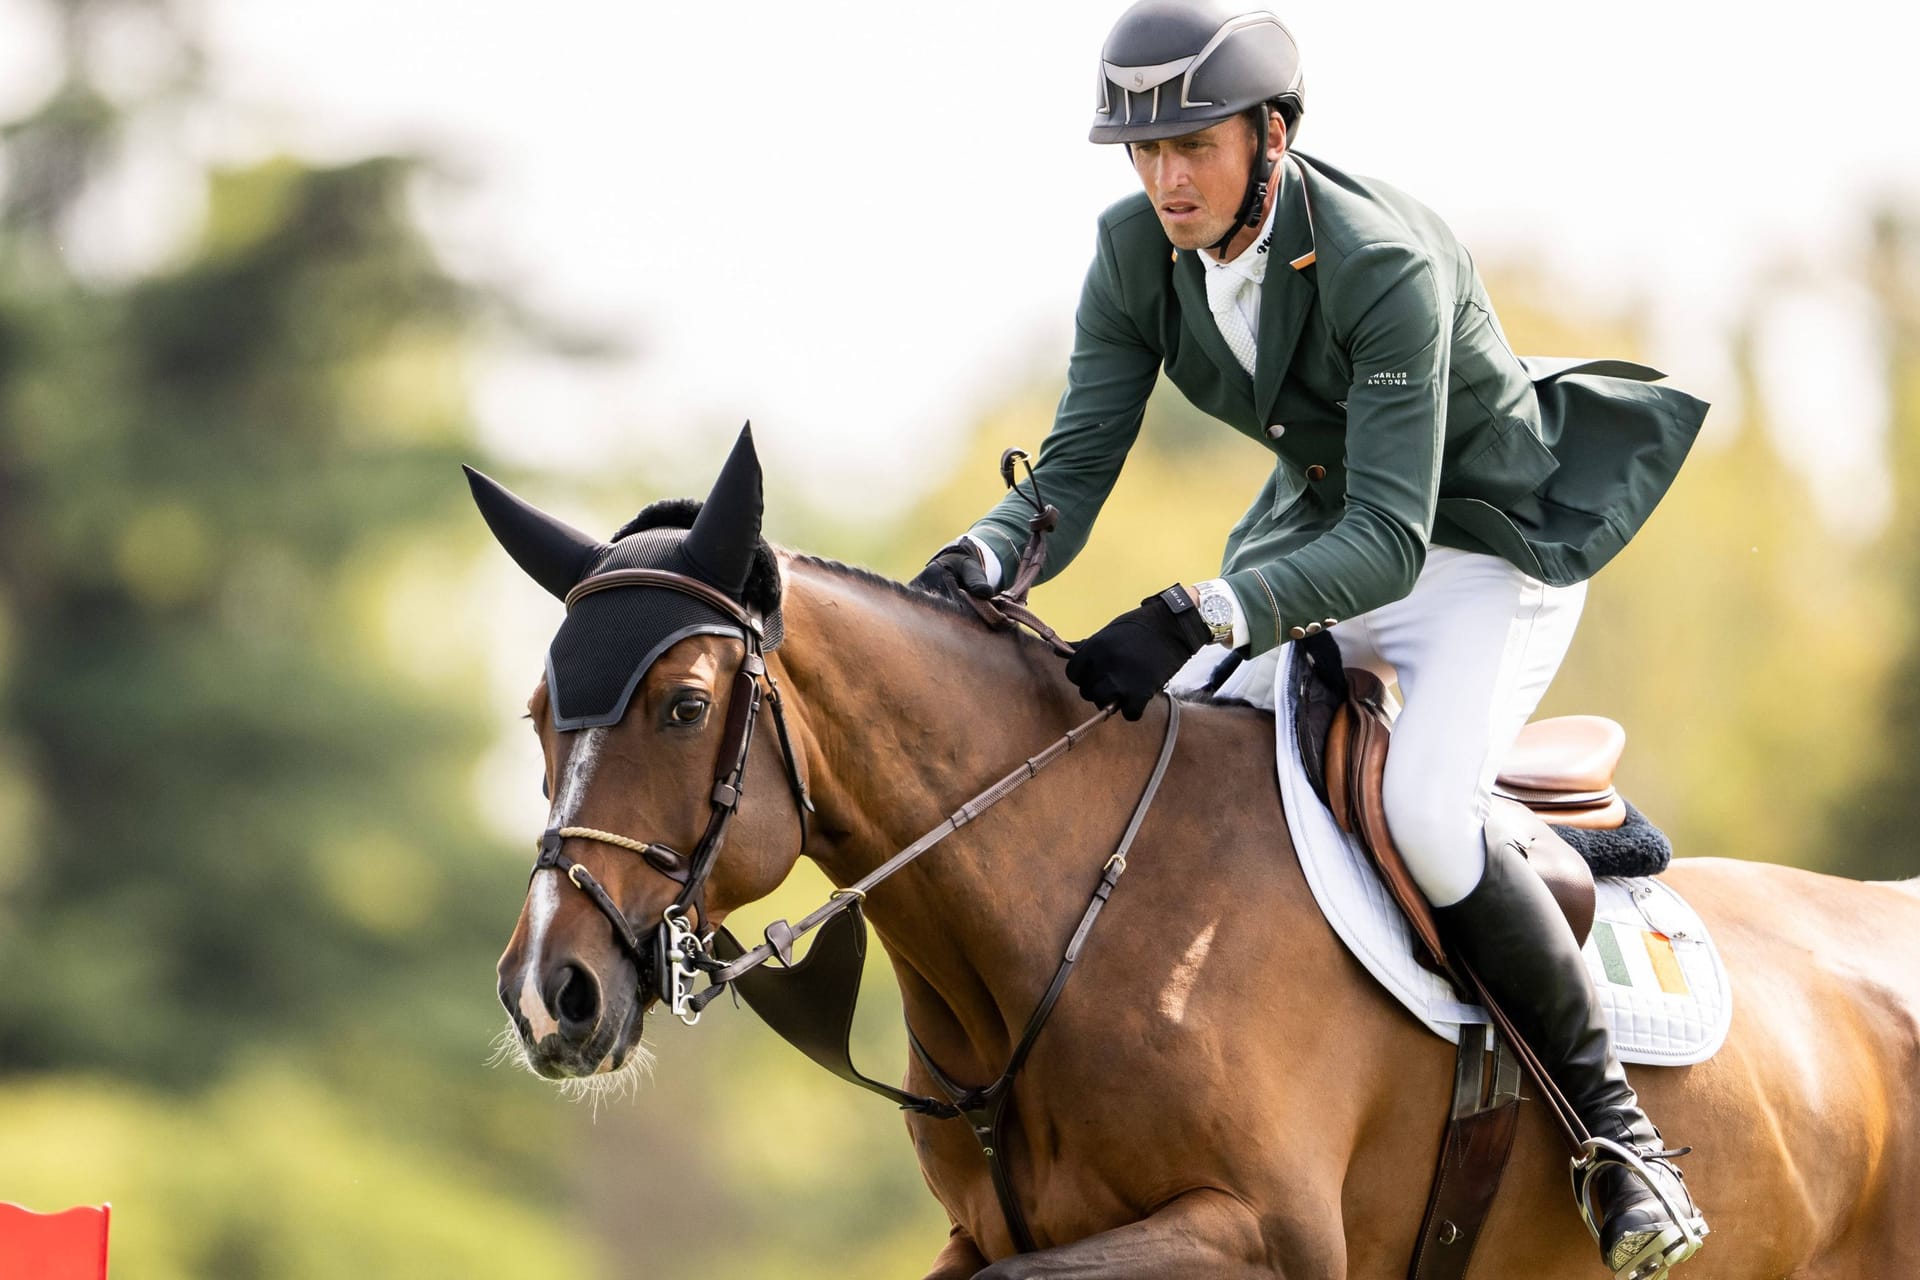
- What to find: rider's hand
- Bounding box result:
[910,539,997,604]
[1066,587,1211,721]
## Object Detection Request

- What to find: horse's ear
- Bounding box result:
[683,423,763,598]
[462,465,607,601]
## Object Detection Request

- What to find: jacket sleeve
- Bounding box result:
[965,221,1162,581]
[1224,242,1449,654]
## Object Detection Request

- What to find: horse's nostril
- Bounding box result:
[548,963,601,1039]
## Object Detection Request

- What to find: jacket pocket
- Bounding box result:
[1441,415,1559,507]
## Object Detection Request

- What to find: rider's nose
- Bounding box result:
[543,961,602,1042]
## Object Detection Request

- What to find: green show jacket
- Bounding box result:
[966,151,1709,656]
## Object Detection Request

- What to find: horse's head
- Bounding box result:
[469,427,809,1083]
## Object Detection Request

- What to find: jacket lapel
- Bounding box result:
[1252,157,1317,428]
[1169,246,1253,404]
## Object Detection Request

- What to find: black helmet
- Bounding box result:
[1091,1,1305,146]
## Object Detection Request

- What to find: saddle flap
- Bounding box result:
[1342,669,1454,976]
[1487,798,1597,946]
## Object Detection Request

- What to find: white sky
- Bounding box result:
[4,0,1917,517]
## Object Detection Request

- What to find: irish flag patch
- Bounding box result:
[1591,920,1691,997]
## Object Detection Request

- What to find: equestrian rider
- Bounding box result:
[909,3,1712,1276]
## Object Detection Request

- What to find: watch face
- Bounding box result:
[1200,594,1234,627]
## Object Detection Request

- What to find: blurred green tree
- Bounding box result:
[0,87,505,1091]
[0,1,602,1274]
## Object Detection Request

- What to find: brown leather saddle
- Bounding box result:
[1324,666,1605,964]
[1297,644,1639,1280]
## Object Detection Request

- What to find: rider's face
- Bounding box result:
[1131,115,1275,254]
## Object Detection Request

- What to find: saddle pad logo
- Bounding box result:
[1591,920,1691,997]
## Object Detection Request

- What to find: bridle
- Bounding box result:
[531,450,1077,1030]
[522,464,1184,1256]
[530,565,814,1024]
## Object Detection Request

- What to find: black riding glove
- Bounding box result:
[910,539,997,604]
[1065,586,1211,721]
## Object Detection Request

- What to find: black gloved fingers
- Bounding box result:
[1064,591,1206,722]
[909,540,997,602]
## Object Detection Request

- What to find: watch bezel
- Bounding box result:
[1194,582,1237,643]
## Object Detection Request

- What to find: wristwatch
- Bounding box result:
[1193,580,1239,646]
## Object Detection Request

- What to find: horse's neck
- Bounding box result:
[771,556,1147,1081]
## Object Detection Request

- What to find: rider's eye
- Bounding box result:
[669,697,709,726]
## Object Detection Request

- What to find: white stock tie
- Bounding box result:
[1205,265,1259,376]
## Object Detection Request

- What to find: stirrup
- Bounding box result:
[1571,1136,1709,1280]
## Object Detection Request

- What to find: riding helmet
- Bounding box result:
[1091,0,1305,145]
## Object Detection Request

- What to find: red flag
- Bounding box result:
[0,1203,111,1280]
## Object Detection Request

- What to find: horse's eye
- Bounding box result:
[670,697,709,726]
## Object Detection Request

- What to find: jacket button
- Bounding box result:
[1266,423,1286,440]
[1303,621,1324,636]
[1323,617,1339,627]
[1306,464,1327,481]
[1288,626,1307,640]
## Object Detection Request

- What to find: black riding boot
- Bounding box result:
[1432,833,1709,1279]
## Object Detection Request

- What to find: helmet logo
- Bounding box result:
[1132,72,1144,88]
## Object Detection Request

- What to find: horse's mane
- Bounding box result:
[781,551,1064,655]
[784,552,976,620]
[782,552,1276,716]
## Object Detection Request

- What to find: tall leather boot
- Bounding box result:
[1432,832,1709,1280]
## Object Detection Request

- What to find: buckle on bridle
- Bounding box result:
[658,906,709,1026]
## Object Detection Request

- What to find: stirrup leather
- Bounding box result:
[1572,1136,1710,1280]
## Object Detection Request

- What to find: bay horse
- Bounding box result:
[479,436,1920,1279]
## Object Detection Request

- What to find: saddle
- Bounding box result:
[1297,636,1610,965]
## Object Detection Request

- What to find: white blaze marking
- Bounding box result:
[517,727,607,1037]
[1157,919,1218,1025]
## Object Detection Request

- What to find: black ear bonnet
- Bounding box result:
[464,425,783,731]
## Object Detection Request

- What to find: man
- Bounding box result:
[910,2,1713,1277]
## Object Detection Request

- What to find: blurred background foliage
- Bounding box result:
[2,0,1918,1275]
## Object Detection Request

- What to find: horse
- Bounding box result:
[478,435,1920,1279]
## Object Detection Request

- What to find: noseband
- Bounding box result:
[530,566,813,1024]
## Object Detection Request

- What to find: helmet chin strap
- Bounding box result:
[1207,105,1276,258]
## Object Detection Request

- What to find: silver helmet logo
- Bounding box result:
[1132,72,1144,88]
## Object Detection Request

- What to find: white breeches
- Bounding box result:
[1330,546,1587,908]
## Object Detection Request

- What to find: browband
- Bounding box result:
[566,567,766,641]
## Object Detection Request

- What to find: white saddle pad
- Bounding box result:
[1169,644,1733,1067]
